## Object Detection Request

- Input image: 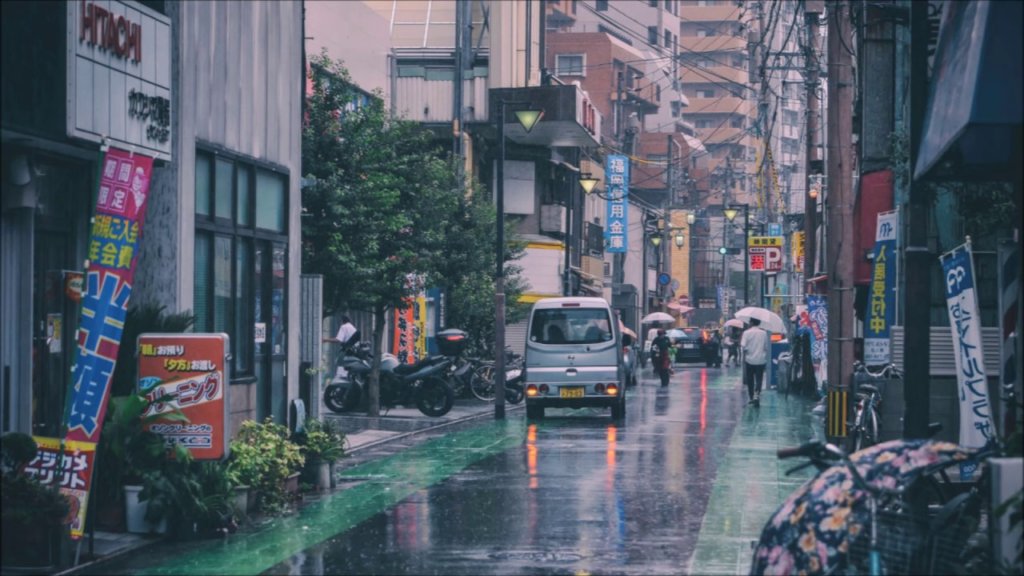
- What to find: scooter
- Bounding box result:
[324,345,456,417]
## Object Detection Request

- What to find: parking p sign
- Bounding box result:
[748,236,783,272]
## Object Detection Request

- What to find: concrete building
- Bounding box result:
[1,0,304,437]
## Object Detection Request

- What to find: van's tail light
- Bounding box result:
[526,384,538,397]
[606,384,619,396]
[595,383,605,394]
[539,384,550,394]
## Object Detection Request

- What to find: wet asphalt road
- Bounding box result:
[72,364,754,575]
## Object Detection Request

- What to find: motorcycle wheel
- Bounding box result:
[415,377,454,417]
[505,384,524,405]
[324,383,359,413]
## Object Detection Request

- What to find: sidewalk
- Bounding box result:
[687,387,820,575]
[49,396,512,576]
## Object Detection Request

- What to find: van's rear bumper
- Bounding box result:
[525,395,620,409]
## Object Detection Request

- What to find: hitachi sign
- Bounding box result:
[79,0,142,64]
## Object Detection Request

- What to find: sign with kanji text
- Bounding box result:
[138,333,230,460]
[604,154,629,253]
[864,210,897,365]
[792,231,805,273]
[25,437,96,540]
[748,236,783,272]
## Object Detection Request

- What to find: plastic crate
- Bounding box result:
[436,329,468,356]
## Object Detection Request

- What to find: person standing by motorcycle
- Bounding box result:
[324,315,360,351]
[652,329,673,387]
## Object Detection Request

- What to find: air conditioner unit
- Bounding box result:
[540,204,566,234]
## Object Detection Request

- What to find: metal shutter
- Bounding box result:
[504,320,528,358]
[891,326,1002,376]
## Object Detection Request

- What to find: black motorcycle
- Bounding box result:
[324,346,455,417]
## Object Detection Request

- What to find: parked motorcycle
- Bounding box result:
[323,344,455,417]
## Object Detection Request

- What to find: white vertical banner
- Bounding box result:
[939,239,996,452]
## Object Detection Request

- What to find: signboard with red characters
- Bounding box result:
[137,333,230,460]
[25,437,96,540]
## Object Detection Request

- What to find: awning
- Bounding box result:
[489,85,602,148]
[914,0,1022,181]
[681,133,707,155]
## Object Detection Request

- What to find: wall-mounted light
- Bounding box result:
[808,186,819,200]
[686,212,696,225]
[674,230,685,248]
[650,235,662,247]
[578,173,599,195]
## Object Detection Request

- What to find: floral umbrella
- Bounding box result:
[750,439,980,575]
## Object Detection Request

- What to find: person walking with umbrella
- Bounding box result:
[651,328,673,387]
[740,317,769,407]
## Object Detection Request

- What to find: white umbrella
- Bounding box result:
[666,302,696,314]
[724,318,746,330]
[734,307,786,333]
[641,312,675,324]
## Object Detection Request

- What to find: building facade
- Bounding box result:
[1,0,304,437]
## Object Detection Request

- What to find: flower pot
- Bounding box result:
[284,472,301,495]
[231,484,250,517]
[329,462,337,489]
[315,461,332,492]
[124,485,167,535]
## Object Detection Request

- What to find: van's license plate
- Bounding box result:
[560,387,584,399]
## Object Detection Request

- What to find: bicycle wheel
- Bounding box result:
[471,363,496,401]
[854,406,879,452]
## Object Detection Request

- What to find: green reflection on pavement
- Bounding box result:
[133,418,527,575]
[687,389,818,575]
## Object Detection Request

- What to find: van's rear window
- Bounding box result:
[530,308,613,344]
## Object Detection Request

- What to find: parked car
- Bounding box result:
[669,328,705,364]
[523,297,627,420]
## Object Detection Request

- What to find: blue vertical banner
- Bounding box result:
[864,210,898,365]
[940,239,996,450]
[604,154,629,253]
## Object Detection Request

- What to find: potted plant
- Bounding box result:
[1,433,71,569]
[227,418,304,514]
[297,418,346,491]
[95,393,187,534]
[138,448,236,540]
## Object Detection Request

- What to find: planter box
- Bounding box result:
[124,485,167,535]
[284,472,301,495]
[231,485,250,517]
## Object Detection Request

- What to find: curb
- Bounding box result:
[344,402,524,456]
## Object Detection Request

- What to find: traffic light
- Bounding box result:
[719,246,728,255]
[718,247,741,255]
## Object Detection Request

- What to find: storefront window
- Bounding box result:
[194,149,288,380]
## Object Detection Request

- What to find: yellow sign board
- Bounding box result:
[748,236,783,247]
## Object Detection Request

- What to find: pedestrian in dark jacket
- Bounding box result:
[652,329,673,387]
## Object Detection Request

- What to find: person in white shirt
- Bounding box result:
[740,318,769,407]
[323,315,360,349]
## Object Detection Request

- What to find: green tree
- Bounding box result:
[435,181,530,356]
[302,53,527,414]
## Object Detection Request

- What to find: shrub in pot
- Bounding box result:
[95,393,187,533]
[138,446,237,540]
[297,418,346,491]
[1,433,71,568]
[227,418,304,514]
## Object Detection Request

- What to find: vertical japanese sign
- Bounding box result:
[25,437,95,540]
[864,210,898,365]
[62,147,151,540]
[394,299,416,363]
[805,295,828,387]
[137,333,229,460]
[604,154,629,253]
[940,240,996,451]
[792,231,805,273]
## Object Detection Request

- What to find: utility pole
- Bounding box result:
[903,0,932,438]
[804,2,823,281]
[826,1,856,426]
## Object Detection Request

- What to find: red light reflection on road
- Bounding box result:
[606,425,617,490]
[527,424,538,489]
[700,369,708,434]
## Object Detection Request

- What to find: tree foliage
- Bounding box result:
[301,53,529,412]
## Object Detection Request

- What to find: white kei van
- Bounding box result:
[523,297,626,419]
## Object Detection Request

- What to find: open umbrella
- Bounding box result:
[617,319,637,340]
[723,318,746,330]
[734,306,786,333]
[666,302,696,314]
[641,312,675,324]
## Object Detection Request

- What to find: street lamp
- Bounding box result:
[495,100,543,420]
[723,203,750,306]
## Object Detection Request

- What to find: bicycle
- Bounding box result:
[470,347,523,403]
[752,436,988,575]
[850,362,902,453]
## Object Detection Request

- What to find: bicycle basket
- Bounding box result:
[846,506,975,574]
